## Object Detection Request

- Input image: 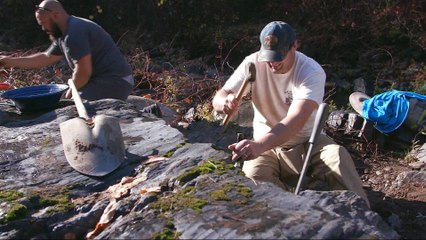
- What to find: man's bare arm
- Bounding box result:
[256,99,318,152]
[63,54,92,99]
[72,54,92,89]
[228,99,318,161]
[0,52,62,69]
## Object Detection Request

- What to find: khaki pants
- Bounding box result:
[242,134,370,207]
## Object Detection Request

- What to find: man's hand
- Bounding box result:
[62,89,72,99]
[212,89,240,115]
[228,139,263,162]
[62,80,73,99]
[221,93,240,115]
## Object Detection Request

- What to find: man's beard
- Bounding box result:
[49,23,63,41]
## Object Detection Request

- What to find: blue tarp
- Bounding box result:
[362,90,426,133]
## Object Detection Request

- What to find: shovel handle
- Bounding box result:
[68,79,89,120]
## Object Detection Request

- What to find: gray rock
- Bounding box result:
[411,142,426,163]
[393,171,426,188]
[0,98,399,239]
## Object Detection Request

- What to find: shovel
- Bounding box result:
[60,79,125,177]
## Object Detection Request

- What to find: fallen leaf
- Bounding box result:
[140,186,162,195]
[107,175,147,199]
[144,155,169,165]
[86,199,118,239]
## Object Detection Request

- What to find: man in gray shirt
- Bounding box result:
[0,0,134,101]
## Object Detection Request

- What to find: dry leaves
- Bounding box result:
[106,176,148,199]
[86,168,166,239]
[86,199,119,239]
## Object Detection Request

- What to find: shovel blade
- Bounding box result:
[60,114,125,177]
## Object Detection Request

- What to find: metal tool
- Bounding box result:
[294,103,329,195]
[60,79,125,177]
[234,132,245,168]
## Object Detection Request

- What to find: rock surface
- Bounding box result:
[0,97,399,239]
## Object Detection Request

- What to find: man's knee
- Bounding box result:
[320,144,351,167]
[242,160,288,190]
[242,162,273,181]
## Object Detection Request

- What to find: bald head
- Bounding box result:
[37,0,67,14]
[35,0,69,40]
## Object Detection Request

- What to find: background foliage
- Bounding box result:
[0,0,423,63]
[0,0,424,109]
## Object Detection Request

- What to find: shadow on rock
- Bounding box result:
[175,119,253,152]
[367,189,426,239]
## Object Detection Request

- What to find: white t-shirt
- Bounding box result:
[223,51,326,147]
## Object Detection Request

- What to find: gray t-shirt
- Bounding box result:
[47,16,133,100]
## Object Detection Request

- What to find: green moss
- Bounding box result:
[44,194,74,213]
[162,143,187,157]
[175,160,235,185]
[2,203,27,223]
[236,184,253,198]
[28,188,74,214]
[175,163,214,185]
[210,189,231,201]
[176,143,186,148]
[180,186,196,194]
[152,228,175,240]
[150,186,208,214]
[151,160,252,215]
[208,160,235,175]
[0,190,24,201]
[0,188,74,223]
[151,220,182,240]
[162,150,175,157]
[210,183,252,202]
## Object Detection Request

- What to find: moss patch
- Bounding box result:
[151,220,181,240]
[28,187,74,214]
[0,187,73,224]
[1,203,27,223]
[150,186,208,214]
[0,189,24,202]
[162,150,175,158]
[175,160,235,185]
[210,189,231,201]
[235,184,253,198]
[210,183,253,202]
[162,143,187,157]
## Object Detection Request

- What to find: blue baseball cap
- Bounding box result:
[258,21,296,62]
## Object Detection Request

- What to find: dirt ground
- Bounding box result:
[365,162,426,239]
[329,128,426,239]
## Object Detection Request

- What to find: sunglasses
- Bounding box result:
[35,5,52,12]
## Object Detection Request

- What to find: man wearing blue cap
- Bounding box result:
[213,21,369,207]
